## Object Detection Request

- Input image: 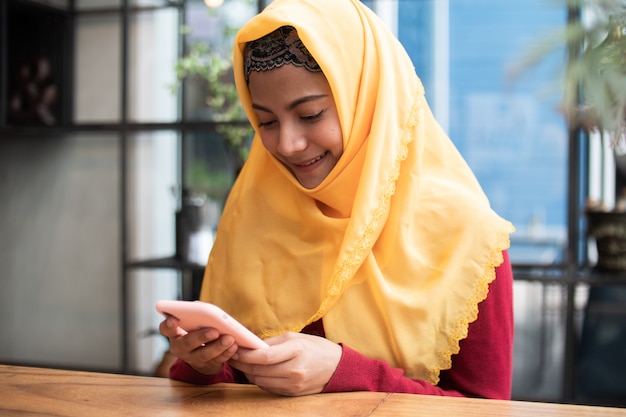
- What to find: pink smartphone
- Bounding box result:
[156,300,269,350]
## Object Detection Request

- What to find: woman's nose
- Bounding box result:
[277,124,307,156]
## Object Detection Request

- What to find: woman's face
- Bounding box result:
[248,64,343,189]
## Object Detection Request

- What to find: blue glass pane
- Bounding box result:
[398,0,568,264]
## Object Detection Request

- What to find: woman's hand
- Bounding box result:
[228,332,342,396]
[159,317,238,376]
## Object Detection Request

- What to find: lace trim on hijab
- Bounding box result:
[254,86,423,343]
[244,26,322,82]
[317,85,422,314]
[429,225,513,384]
[308,84,513,384]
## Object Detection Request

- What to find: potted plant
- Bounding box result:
[170,1,256,190]
[168,5,255,264]
[568,1,626,271]
[172,29,253,177]
[512,0,626,270]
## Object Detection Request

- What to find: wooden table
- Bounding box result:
[2,365,625,417]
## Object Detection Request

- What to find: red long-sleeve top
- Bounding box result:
[169,251,514,399]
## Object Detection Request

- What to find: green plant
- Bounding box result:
[511,0,626,269]
[564,1,626,137]
[187,159,236,203]
[171,23,253,175]
[511,0,626,213]
[512,0,626,136]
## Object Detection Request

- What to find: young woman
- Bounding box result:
[160,0,515,399]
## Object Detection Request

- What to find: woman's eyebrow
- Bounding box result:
[252,94,328,113]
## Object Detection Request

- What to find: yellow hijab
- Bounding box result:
[200,0,515,384]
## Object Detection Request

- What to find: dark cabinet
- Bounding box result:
[3,0,71,127]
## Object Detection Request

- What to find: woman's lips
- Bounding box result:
[291,151,327,171]
[296,152,326,166]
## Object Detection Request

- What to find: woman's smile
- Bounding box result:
[291,151,328,170]
[248,65,343,189]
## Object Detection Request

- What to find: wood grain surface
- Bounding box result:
[1,365,625,417]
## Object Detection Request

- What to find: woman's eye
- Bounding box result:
[302,110,324,121]
[258,120,277,129]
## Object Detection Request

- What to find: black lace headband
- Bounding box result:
[244,26,322,82]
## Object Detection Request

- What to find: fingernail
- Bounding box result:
[221,335,234,346]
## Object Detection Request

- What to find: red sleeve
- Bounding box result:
[323,251,514,399]
[169,358,248,385]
